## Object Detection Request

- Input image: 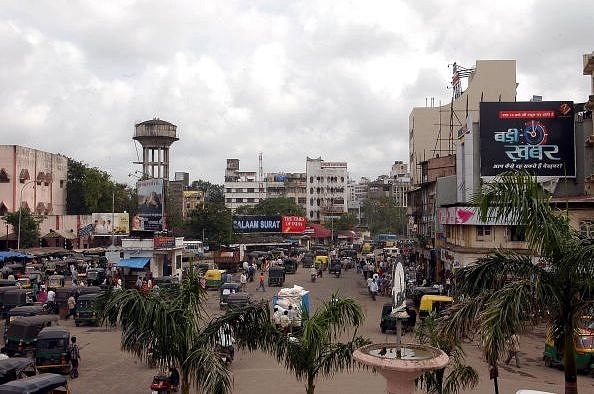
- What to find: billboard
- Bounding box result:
[479,101,575,177]
[233,216,307,233]
[136,178,164,231]
[91,213,130,236]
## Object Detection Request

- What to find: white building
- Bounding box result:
[305,157,348,223]
[224,159,264,212]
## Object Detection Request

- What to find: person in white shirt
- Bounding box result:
[369,279,379,301]
[47,289,56,303]
[239,272,247,292]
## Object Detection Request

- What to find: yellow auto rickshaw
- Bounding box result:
[419,294,454,319]
[204,269,227,290]
[16,277,32,289]
[544,328,594,374]
[314,255,328,271]
[46,275,65,291]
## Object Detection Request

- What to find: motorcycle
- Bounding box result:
[150,375,177,394]
[218,345,234,366]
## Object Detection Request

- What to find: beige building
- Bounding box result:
[409,60,517,186]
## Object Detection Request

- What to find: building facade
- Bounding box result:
[224,159,264,212]
[305,157,348,223]
[264,172,307,210]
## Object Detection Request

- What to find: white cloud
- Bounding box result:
[0,0,592,185]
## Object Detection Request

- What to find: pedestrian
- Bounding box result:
[287,305,298,332]
[256,272,266,292]
[69,336,81,378]
[65,294,76,319]
[505,333,521,367]
[369,279,379,301]
[279,310,291,334]
[135,276,142,289]
[362,262,368,279]
[240,271,247,292]
[273,306,282,329]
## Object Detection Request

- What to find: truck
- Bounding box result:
[213,248,241,273]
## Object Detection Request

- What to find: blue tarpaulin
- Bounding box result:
[117,257,150,269]
[0,251,32,262]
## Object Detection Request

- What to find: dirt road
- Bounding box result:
[62,266,594,393]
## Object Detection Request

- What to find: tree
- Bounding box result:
[361,197,406,235]
[100,269,271,394]
[265,295,369,394]
[184,202,234,246]
[415,314,479,394]
[439,172,594,394]
[3,209,43,249]
[234,197,305,216]
[333,213,357,231]
[190,180,224,203]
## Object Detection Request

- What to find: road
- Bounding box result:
[61,265,594,394]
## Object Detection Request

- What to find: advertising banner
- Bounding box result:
[136,178,164,231]
[479,101,575,177]
[154,236,176,249]
[91,213,130,236]
[233,216,281,233]
[281,216,306,233]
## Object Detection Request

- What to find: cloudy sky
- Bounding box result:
[1,1,593,186]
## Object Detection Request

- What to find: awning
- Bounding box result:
[0,251,32,262]
[117,257,150,269]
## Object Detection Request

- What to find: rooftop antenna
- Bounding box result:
[258,152,264,202]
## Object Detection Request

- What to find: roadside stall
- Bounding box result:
[272,285,310,330]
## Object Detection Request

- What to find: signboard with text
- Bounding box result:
[91,213,130,236]
[136,179,164,231]
[479,101,575,177]
[233,215,306,233]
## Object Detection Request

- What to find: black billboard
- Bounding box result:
[479,101,575,177]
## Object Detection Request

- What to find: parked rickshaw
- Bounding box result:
[0,280,16,288]
[46,275,65,291]
[268,266,286,287]
[153,276,179,289]
[77,286,102,296]
[0,373,70,394]
[85,268,106,287]
[15,278,31,290]
[410,286,442,308]
[25,271,42,286]
[226,293,251,309]
[1,289,34,317]
[219,282,242,309]
[74,293,100,327]
[314,255,328,271]
[301,253,314,268]
[2,315,59,357]
[54,287,76,318]
[418,295,454,319]
[0,287,19,310]
[6,305,46,324]
[204,269,227,290]
[0,357,37,385]
[35,327,71,375]
[283,259,298,274]
[544,328,594,374]
[379,303,417,334]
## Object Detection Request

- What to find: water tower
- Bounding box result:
[133,118,178,180]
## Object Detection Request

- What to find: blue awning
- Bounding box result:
[117,257,150,269]
[0,251,32,262]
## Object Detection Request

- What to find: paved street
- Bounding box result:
[60,265,594,393]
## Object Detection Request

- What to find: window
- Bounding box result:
[226,198,232,203]
[247,198,254,203]
[508,226,526,242]
[476,225,492,240]
[226,188,232,193]
[247,188,254,193]
[0,169,9,183]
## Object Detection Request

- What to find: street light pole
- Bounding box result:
[17,180,37,250]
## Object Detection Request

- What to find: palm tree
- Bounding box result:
[217,294,368,394]
[415,314,479,394]
[439,171,594,394]
[99,270,271,394]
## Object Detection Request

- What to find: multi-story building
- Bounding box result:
[305,157,348,224]
[224,159,264,212]
[264,172,307,210]
[182,190,205,219]
[409,60,517,186]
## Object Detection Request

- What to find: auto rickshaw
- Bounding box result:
[0,287,19,311]
[153,276,179,289]
[543,328,594,374]
[379,303,417,334]
[2,315,59,357]
[54,287,76,318]
[0,357,37,385]
[35,327,71,375]
[85,268,106,287]
[410,286,442,308]
[314,255,328,271]
[268,266,286,287]
[77,286,102,296]
[46,275,65,291]
[0,280,16,288]
[328,259,342,277]
[74,293,100,327]
[283,259,298,274]
[301,253,314,268]
[418,295,454,319]
[26,271,43,286]
[1,289,34,317]
[15,277,31,290]
[0,373,70,394]
[225,292,251,309]
[219,282,242,309]
[204,269,227,290]
[6,305,46,324]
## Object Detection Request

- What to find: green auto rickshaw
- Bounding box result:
[74,293,100,327]
[204,269,227,290]
[2,315,59,357]
[544,328,594,374]
[268,266,286,287]
[35,326,71,375]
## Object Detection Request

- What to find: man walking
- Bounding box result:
[505,333,521,367]
[369,279,379,301]
[65,294,77,319]
[256,272,266,292]
[240,271,247,292]
[69,336,81,378]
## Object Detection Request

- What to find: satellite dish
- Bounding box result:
[392,262,406,311]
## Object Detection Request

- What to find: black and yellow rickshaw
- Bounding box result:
[219,282,242,309]
[35,327,71,375]
[2,315,59,357]
[74,293,100,327]
[268,266,286,287]
[46,275,65,291]
[0,373,70,394]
